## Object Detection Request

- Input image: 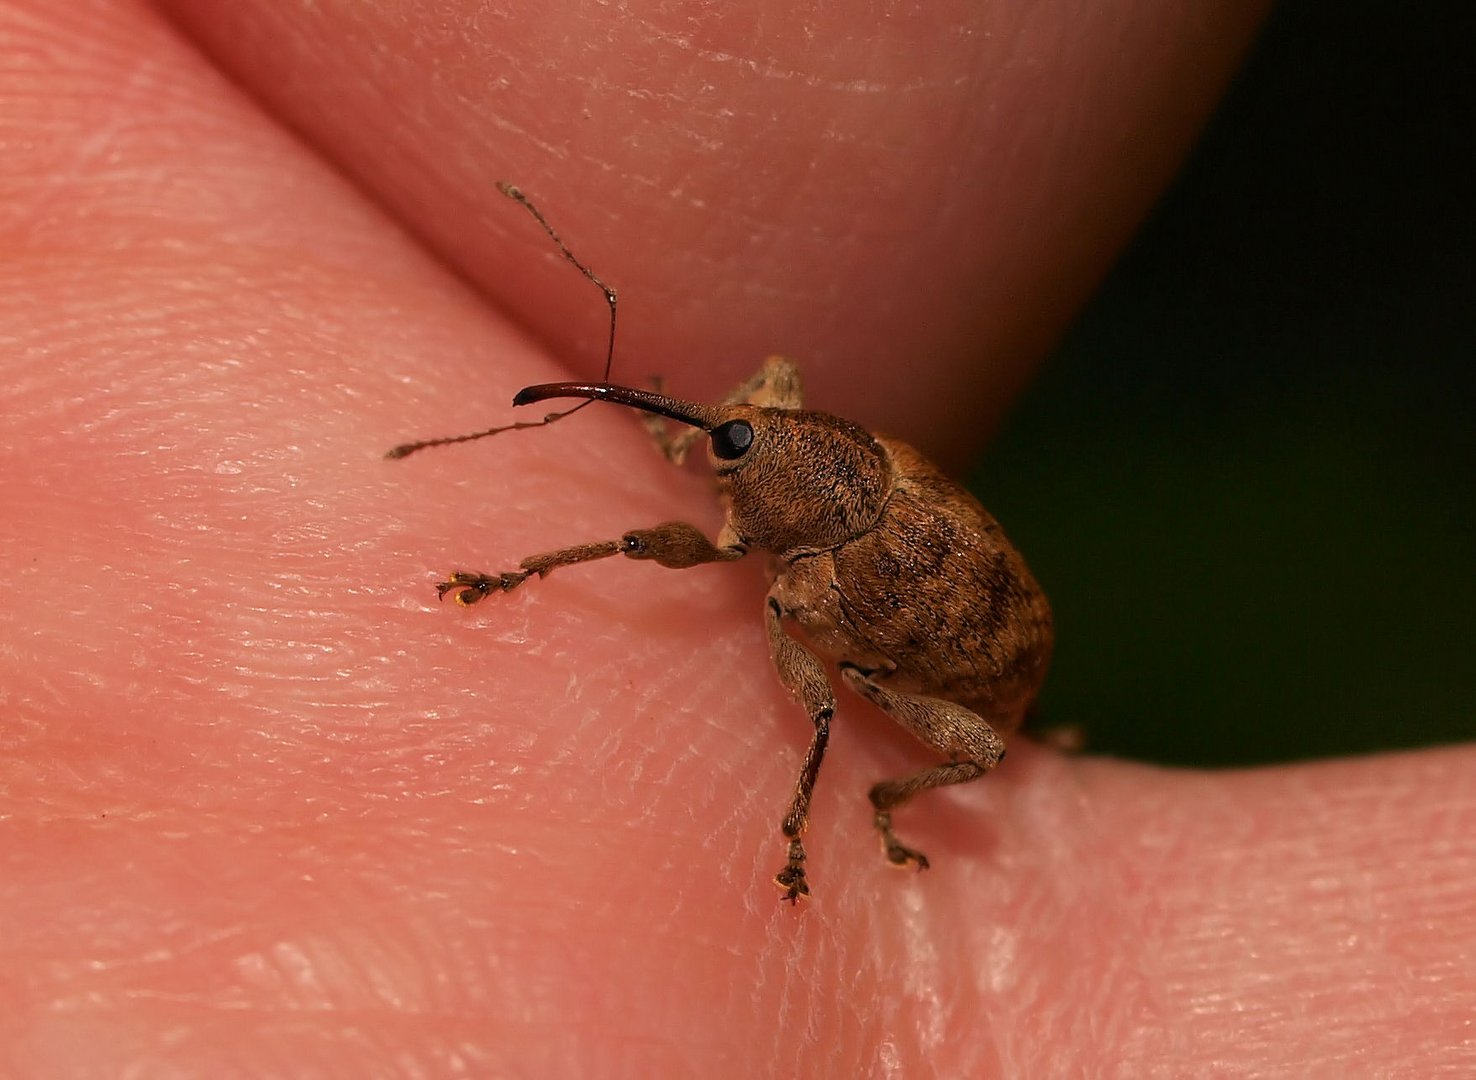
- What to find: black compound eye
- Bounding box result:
[710,419,755,461]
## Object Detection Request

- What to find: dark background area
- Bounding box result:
[974,2,1475,766]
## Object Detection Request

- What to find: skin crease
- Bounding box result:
[1,0,1473,1074]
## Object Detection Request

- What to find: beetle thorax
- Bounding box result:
[715,410,892,555]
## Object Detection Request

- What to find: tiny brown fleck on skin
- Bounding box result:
[390,187,1053,906]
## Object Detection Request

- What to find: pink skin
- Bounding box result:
[2,0,1472,1074]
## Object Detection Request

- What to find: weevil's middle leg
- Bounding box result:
[765,596,836,903]
[839,664,1007,871]
[644,356,804,464]
[438,522,744,605]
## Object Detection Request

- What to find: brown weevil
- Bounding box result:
[390,185,1054,903]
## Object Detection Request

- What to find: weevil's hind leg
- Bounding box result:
[644,356,805,464]
[765,596,836,903]
[839,664,1007,871]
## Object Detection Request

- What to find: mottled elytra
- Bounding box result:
[390,186,1054,904]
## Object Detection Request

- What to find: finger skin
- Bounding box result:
[5,1,1474,1077]
[155,0,1269,469]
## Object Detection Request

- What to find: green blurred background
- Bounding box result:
[973,2,1475,766]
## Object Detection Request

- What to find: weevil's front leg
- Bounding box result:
[765,596,837,903]
[645,356,805,464]
[436,541,619,605]
[839,664,1007,871]
[438,522,745,605]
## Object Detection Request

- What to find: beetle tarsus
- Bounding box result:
[774,865,810,904]
[435,571,524,605]
[875,811,931,870]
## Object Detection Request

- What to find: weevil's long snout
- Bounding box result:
[513,382,723,430]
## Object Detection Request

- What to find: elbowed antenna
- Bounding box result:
[383,380,724,461]
[384,183,621,461]
[513,382,723,431]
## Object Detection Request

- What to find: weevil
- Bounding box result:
[390,185,1054,903]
